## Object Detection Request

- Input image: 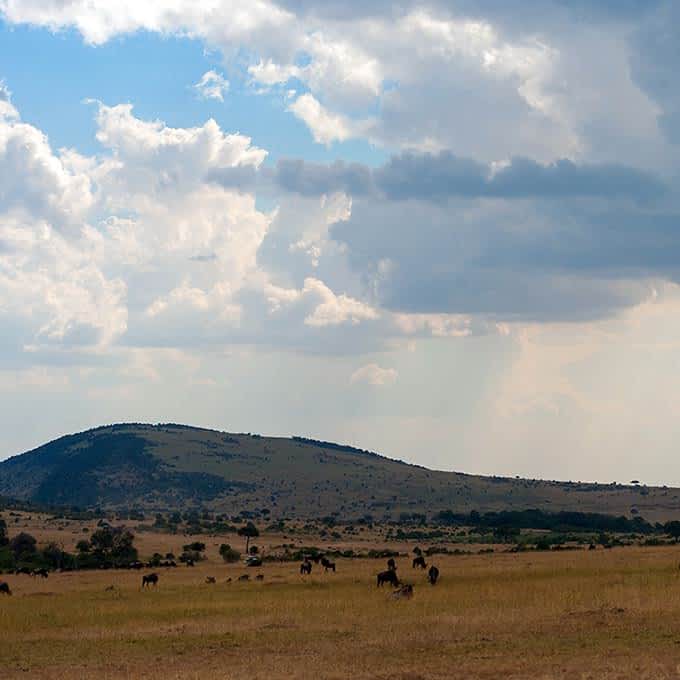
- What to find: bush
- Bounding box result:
[0,546,15,571]
[9,532,37,560]
[182,542,206,553]
[219,544,241,563]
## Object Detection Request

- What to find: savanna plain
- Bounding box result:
[3,520,680,679]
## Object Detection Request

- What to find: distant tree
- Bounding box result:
[9,532,37,560]
[219,544,241,563]
[665,521,680,542]
[41,542,66,570]
[238,522,259,553]
[89,526,137,564]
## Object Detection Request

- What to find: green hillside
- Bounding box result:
[1,423,679,521]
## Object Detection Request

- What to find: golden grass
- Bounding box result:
[4,546,680,678]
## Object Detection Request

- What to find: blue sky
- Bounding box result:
[1,1,680,486]
[0,21,387,164]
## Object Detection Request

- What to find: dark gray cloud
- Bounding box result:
[275,159,374,197]
[330,196,680,322]
[277,0,660,24]
[268,152,666,203]
[205,165,259,191]
[629,1,680,144]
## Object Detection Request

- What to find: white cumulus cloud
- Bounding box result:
[350,363,397,386]
[194,70,230,101]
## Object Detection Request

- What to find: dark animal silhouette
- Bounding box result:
[377,569,400,587]
[300,561,312,575]
[387,558,397,571]
[205,576,216,584]
[238,574,250,581]
[185,559,195,567]
[428,565,439,585]
[321,557,336,572]
[255,574,264,581]
[142,573,159,588]
[311,554,322,564]
[0,581,11,596]
[413,555,427,569]
[32,568,49,578]
[14,567,31,575]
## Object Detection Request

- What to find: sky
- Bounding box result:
[1,1,680,485]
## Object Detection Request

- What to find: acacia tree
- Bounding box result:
[237,522,259,553]
[9,532,37,560]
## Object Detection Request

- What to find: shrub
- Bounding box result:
[182,541,206,553]
[9,532,37,560]
[219,544,241,563]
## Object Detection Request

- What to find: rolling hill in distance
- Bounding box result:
[1,423,679,521]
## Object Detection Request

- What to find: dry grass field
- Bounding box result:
[4,541,680,679]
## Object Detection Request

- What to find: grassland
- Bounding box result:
[4,535,680,679]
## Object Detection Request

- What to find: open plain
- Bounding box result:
[3,539,680,679]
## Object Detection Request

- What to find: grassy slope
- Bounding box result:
[2,423,680,520]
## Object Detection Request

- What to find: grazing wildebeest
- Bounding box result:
[0,581,11,596]
[32,568,48,578]
[387,558,397,571]
[300,560,312,575]
[238,574,250,581]
[428,565,439,585]
[391,584,414,600]
[377,569,400,587]
[321,557,336,572]
[413,555,427,569]
[142,573,159,588]
[205,576,216,584]
[185,559,195,567]
[14,567,31,575]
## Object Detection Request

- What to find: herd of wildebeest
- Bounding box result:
[0,552,439,600]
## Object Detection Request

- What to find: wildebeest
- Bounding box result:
[428,565,439,585]
[387,558,397,571]
[255,574,264,581]
[0,581,11,596]
[391,584,414,600]
[185,559,195,567]
[238,574,250,582]
[142,573,159,588]
[377,569,400,587]
[14,567,31,575]
[32,568,49,578]
[321,557,336,572]
[300,560,312,575]
[413,555,427,569]
[205,576,216,584]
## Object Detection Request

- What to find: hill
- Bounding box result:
[1,423,679,521]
